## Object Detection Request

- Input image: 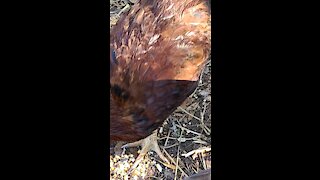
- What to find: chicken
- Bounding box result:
[110,0,211,171]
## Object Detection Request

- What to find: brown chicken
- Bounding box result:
[110,0,211,170]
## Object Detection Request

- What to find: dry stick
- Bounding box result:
[201,152,208,170]
[174,146,180,180]
[163,143,179,149]
[192,167,198,176]
[161,136,203,142]
[189,85,199,98]
[198,69,205,86]
[158,136,176,140]
[162,135,204,144]
[177,115,209,147]
[200,152,207,170]
[181,147,211,158]
[178,107,201,121]
[176,119,183,129]
[175,124,202,136]
[200,102,211,135]
[161,148,188,177]
[145,176,160,180]
[164,130,171,147]
[200,102,207,122]
[193,139,209,145]
[180,100,211,136]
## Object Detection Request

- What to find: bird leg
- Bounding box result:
[110,141,127,156]
[122,131,169,173]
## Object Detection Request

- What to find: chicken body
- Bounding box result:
[110,0,211,140]
[110,0,211,168]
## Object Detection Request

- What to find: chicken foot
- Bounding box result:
[122,131,169,173]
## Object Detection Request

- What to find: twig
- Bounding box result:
[200,102,211,135]
[178,107,201,121]
[161,148,188,177]
[145,176,161,180]
[175,124,202,136]
[174,146,180,180]
[200,152,207,170]
[164,130,171,147]
[181,147,211,158]
[163,143,179,149]
[199,68,205,85]
[193,139,209,145]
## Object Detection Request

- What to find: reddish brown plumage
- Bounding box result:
[110,0,211,142]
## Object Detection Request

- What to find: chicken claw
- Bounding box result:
[122,131,169,172]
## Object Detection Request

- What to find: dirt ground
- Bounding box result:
[110,1,212,179]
